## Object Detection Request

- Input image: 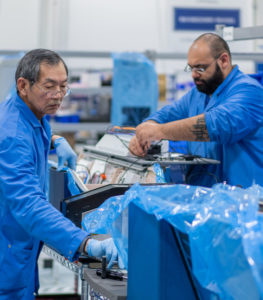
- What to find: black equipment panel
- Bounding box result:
[63,184,131,228]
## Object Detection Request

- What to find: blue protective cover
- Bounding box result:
[82,183,263,300]
[111,52,158,126]
[153,163,166,183]
[0,52,25,102]
[48,161,81,197]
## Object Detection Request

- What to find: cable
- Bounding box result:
[113,134,130,150]
[185,167,219,185]
[76,162,91,185]
[106,125,135,135]
[117,157,144,184]
[89,171,101,184]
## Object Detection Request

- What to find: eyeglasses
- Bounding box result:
[184,60,216,74]
[32,82,71,98]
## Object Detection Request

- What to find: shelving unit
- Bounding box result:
[70,86,112,96]
[1,29,261,136]
[215,25,263,61]
[1,47,262,63]
[216,24,263,41]
[50,121,110,133]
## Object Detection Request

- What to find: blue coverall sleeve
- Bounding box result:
[144,92,190,123]
[0,135,88,261]
[205,83,263,144]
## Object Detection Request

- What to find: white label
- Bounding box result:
[223,26,234,41]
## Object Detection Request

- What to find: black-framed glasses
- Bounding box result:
[32,82,71,98]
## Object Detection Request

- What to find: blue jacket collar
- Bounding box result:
[214,65,239,96]
[14,93,42,128]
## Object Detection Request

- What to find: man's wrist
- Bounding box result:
[158,123,166,140]
[78,236,91,254]
[51,135,64,149]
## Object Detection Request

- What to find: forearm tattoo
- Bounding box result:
[192,117,209,141]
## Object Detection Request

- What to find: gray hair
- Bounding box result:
[15,48,68,87]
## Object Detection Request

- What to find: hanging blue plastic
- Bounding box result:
[153,163,166,183]
[0,51,25,102]
[82,183,263,299]
[111,52,158,126]
[48,161,81,197]
[63,167,81,196]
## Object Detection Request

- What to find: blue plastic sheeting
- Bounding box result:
[82,183,263,300]
[111,52,158,126]
[0,52,25,102]
[48,161,81,197]
[153,163,166,183]
[62,167,82,196]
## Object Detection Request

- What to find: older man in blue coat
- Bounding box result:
[0,49,118,299]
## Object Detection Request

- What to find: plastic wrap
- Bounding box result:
[0,52,24,102]
[153,163,166,183]
[111,52,158,126]
[82,183,263,299]
[63,167,82,196]
[48,161,81,197]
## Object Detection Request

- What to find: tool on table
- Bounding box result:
[96,256,127,281]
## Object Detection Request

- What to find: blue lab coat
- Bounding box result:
[0,94,88,299]
[147,66,263,187]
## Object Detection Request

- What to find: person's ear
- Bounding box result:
[17,77,30,97]
[218,52,230,70]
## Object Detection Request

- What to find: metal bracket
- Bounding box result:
[42,245,80,275]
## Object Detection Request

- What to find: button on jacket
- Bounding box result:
[146,66,263,187]
[0,94,88,299]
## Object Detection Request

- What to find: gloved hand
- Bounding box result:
[53,137,77,171]
[86,238,118,269]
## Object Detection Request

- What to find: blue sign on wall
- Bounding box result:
[174,8,240,31]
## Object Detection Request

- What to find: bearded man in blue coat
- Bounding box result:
[129,33,263,188]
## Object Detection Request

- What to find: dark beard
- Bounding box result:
[195,63,224,95]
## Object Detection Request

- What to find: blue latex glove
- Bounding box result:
[54,137,77,171]
[86,238,118,269]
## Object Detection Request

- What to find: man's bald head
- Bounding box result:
[192,33,231,62]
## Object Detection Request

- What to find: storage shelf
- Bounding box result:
[70,86,112,95]
[0,48,262,62]
[50,121,110,133]
[215,25,263,62]
[216,25,263,41]
[230,52,263,61]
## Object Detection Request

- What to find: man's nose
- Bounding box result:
[192,70,201,79]
[50,90,62,99]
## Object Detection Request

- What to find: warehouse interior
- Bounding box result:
[1,0,263,299]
